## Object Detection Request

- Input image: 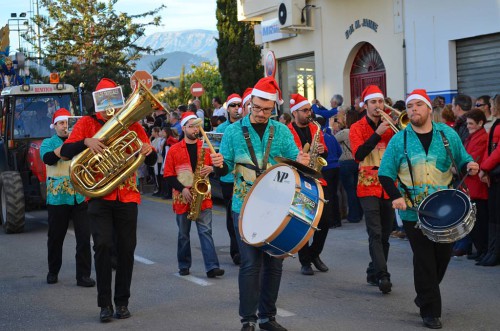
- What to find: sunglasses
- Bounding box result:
[228,103,241,107]
[475,103,487,107]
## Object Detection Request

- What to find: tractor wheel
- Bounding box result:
[0,172,25,234]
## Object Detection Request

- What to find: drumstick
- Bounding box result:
[191,118,222,168]
[407,207,439,219]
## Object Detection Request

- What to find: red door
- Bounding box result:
[350,43,386,105]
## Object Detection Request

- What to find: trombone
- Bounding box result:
[377,103,409,133]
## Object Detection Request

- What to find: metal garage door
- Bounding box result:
[457,32,500,97]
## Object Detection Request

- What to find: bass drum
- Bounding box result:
[239,163,324,258]
[417,189,476,243]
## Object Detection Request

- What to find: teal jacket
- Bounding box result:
[40,135,86,205]
[219,115,299,213]
[378,122,472,221]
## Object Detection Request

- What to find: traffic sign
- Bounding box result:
[130,70,154,90]
[190,82,204,97]
[265,51,276,77]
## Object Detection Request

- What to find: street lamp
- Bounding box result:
[8,13,29,53]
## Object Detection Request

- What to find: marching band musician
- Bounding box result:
[378,89,478,329]
[60,78,157,323]
[40,108,95,288]
[219,77,310,331]
[164,111,227,278]
[349,85,395,294]
[286,93,330,275]
[216,93,243,265]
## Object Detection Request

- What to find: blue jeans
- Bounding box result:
[233,212,283,324]
[340,159,364,222]
[176,209,220,272]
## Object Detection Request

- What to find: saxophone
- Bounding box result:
[187,144,211,221]
[307,117,328,172]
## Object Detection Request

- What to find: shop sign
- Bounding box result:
[345,18,379,39]
[261,18,296,43]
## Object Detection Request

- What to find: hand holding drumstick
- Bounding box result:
[191,118,224,168]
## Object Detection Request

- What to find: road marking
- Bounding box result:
[134,255,155,265]
[174,273,213,286]
[277,308,296,317]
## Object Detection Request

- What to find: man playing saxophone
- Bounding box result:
[164,111,227,279]
[286,93,330,276]
[60,78,157,323]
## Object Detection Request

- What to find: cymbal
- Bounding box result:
[274,157,322,179]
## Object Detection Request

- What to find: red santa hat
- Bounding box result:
[180,111,198,127]
[95,78,118,91]
[252,76,283,105]
[360,85,384,107]
[289,93,310,112]
[226,93,242,106]
[406,89,432,109]
[242,87,253,106]
[50,108,71,129]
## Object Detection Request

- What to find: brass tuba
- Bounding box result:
[70,81,166,198]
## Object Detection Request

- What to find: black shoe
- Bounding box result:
[77,276,96,287]
[259,319,288,331]
[301,264,314,275]
[312,256,329,272]
[378,277,392,294]
[480,255,500,266]
[422,317,442,329]
[114,306,131,319]
[467,252,481,260]
[367,275,377,286]
[241,322,256,331]
[232,253,241,265]
[47,273,58,284]
[179,268,190,276]
[207,268,225,278]
[475,252,486,262]
[100,306,114,323]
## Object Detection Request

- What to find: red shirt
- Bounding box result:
[163,139,213,215]
[464,128,488,200]
[482,120,500,172]
[65,113,150,203]
[349,116,394,198]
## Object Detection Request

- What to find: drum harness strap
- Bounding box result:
[438,130,469,194]
[240,125,274,178]
[398,129,417,208]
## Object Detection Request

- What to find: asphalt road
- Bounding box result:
[1,195,499,331]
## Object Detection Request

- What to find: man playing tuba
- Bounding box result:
[60,78,157,323]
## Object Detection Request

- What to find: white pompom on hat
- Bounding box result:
[289,93,310,112]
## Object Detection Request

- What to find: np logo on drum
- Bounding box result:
[274,171,290,184]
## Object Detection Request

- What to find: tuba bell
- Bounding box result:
[70,81,166,198]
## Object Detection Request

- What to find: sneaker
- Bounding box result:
[378,277,392,294]
[241,322,256,331]
[206,268,225,278]
[47,272,58,284]
[114,306,131,319]
[259,319,288,331]
[77,276,96,287]
[179,268,190,276]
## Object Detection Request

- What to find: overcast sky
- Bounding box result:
[1,0,217,54]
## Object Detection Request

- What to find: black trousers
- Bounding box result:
[470,199,488,254]
[221,182,239,258]
[87,199,138,308]
[47,202,91,279]
[298,200,330,266]
[360,196,394,280]
[403,220,453,318]
[322,167,341,227]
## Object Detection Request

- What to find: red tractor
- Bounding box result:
[0,83,76,233]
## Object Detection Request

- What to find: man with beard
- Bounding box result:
[378,89,478,329]
[349,85,395,294]
[286,93,330,275]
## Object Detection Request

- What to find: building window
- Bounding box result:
[278,53,315,112]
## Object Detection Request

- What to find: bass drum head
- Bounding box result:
[240,165,298,245]
[418,189,470,229]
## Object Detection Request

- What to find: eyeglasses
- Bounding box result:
[228,103,241,107]
[251,103,274,114]
[185,124,199,129]
[297,107,312,113]
[475,103,487,107]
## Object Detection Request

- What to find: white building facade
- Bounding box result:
[238,0,500,108]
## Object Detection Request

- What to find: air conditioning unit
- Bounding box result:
[277,0,307,29]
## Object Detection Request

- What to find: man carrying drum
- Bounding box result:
[219,77,310,331]
[286,93,330,275]
[378,89,478,329]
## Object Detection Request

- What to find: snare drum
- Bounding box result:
[239,164,324,258]
[417,189,476,243]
